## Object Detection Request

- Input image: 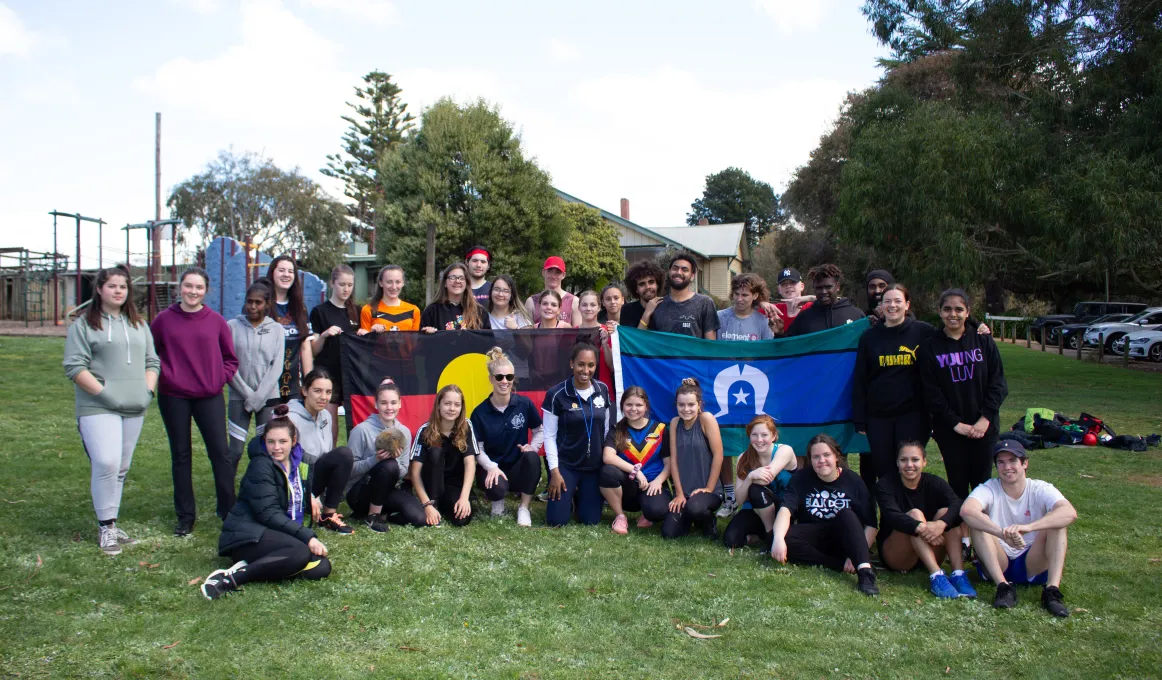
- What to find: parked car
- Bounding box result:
[1117,329,1162,362]
[1031,301,1147,343]
[1045,313,1134,349]
[1084,307,1162,351]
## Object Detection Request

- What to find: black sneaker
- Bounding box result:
[200,569,239,601]
[857,567,879,596]
[962,541,975,564]
[992,582,1018,609]
[362,514,389,534]
[174,520,194,537]
[1041,586,1070,618]
[319,513,354,535]
[701,519,719,540]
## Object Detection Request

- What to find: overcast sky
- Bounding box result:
[0,0,886,268]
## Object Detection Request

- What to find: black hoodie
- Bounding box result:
[919,328,1009,435]
[785,297,865,336]
[851,317,935,428]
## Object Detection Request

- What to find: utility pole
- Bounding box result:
[152,112,162,317]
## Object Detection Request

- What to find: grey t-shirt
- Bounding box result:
[648,294,720,338]
[716,308,774,341]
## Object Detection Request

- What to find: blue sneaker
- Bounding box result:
[948,572,978,599]
[930,573,959,599]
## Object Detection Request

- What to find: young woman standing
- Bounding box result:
[346,380,426,529]
[470,348,544,527]
[359,264,421,333]
[919,289,1009,500]
[722,415,797,552]
[264,255,312,402]
[200,407,331,600]
[408,385,481,526]
[533,290,572,329]
[771,435,880,596]
[852,284,934,491]
[662,378,725,539]
[543,343,612,527]
[286,369,356,535]
[421,262,483,332]
[226,281,284,473]
[152,267,238,536]
[599,283,625,325]
[310,265,360,447]
[576,290,614,396]
[64,265,160,555]
[600,387,672,534]
[486,274,533,329]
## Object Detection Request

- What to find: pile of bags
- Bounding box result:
[1002,408,1160,451]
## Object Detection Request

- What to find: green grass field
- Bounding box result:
[1,336,1160,679]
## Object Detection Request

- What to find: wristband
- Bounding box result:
[422,500,435,508]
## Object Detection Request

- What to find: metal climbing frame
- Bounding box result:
[0,247,69,326]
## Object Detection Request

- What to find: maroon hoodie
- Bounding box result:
[151,303,239,399]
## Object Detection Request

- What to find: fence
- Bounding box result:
[984,313,1138,368]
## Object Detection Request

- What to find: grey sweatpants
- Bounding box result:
[77,414,145,522]
[227,400,273,470]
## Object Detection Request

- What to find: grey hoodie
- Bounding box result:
[227,315,285,412]
[63,313,161,417]
[287,398,331,467]
[346,416,414,493]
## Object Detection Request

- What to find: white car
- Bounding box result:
[1113,328,1162,362]
[1084,307,1162,350]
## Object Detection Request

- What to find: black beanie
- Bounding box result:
[865,269,895,287]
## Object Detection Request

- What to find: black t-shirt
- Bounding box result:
[621,300,646,329]
[782,466,877,528]
[874,472,962,540]
[647,294,720,337]
[420,302,466,331]
[472,281,492,306]
[308,301,358,373]
[411,423,479,484]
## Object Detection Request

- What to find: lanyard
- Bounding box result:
[570,378,595,453]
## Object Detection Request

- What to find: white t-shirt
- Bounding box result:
[968,478,1067,558]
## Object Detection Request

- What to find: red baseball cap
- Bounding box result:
[543,256,566,273]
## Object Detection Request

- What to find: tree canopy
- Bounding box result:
[168,149,349,273]
[559,202,627,293]
[687,167,781,255]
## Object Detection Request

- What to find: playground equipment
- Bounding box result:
[204,236,326,318]
[0,247,69,325]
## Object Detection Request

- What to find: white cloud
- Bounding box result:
[135,0,355,130]
[547,38,581,63]
[301,0,396,25]
[754,0,832,34]
[393,67,503,114]
[170,0,221,14]
[0,3,40,57]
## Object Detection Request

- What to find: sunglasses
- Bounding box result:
[492,373,515,382]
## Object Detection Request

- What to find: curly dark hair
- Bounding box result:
[806,263,844,286]
[624,260,665,300]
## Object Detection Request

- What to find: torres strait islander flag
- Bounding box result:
[339,329,586,435]
[613,322,871,457]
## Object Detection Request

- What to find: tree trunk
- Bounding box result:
[984,278,1005,315]
[425,219,436,305]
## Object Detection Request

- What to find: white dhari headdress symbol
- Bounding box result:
[711,364,769,418]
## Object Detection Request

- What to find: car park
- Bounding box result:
[1030,301,1147,343]
[1112,329,1162,362]
[1084,307,1162,351]
[1046,313,1133,350]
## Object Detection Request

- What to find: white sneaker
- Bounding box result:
[717,499,738,518]
[516,506,532,527]
[98,525,121,556]
[491,500,507,517]
[110,523,136,546]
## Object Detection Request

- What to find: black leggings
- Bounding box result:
[158,392,235,522]
[933,430,995,500]
[661,490,722,539]
[864,410,931,490]
[418,448,472,526]
[598,464,671,522]
[475,468,510,501]
[498,450,542,496]
[723,484,780,549]
[784,508,870,571]
[228,529,331,584]
[345,461,426,527]
[311,447,354,510]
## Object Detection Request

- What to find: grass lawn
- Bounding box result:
[0,336,1160,679]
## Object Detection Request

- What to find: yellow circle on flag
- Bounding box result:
[437,352,492,419]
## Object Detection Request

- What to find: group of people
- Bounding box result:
[63,247,1077,617]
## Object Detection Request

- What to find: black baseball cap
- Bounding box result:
[992,439,1029,461]
[777,267,801,284]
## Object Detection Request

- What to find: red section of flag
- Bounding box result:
[349,391,548,451]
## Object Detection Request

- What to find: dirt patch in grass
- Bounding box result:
[1128,474,1162,488]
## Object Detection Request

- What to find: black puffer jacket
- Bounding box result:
[218,438,314,555]
[786,298,866,336]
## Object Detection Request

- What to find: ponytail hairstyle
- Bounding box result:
[539,288,563,307]
[884,282,910,303]
[423,384,469,452]
[85,264,142,330]
[370,264,405,309]
[376,377,401,401]
[806,432,846,469]
[263,403,299,442]
[264,255,308,337]
[331,264,359,324]
[435,262,483,329]
[736,414,779,480]
[240,279,274,318]
[613,386,651,452]
[938,287,971,310]
[179,266,210,288]
[600,282,627,313]
[675,377,704,411]
[485,346,516,386]
[300,367,333,395]
[570,341,598,364]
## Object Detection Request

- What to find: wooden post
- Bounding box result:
[1058,330,1064,355]
[1026,326,1031,348]
[999,319,1006,342]
[1040,328,1045,351]
[1076,334,1082,361]
[1010,321,1016,344]
[1098,333,1104,362]
[1123,336,1131,368]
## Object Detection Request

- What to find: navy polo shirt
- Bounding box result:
[542,379,611,472]
[469,393,542,469]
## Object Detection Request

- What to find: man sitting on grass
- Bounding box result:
[959,440,1077,617]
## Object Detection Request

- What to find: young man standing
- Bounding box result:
[959,440,1077,617]
[639,252,718,339]
[620,260,665,330]
[774,267,813,334]
[465,246,492,305]
[785,264,865,337]
[525,256,580,326]
[717,273,776,341]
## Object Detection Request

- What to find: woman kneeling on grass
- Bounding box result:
[201,406,331,600]
[286,369,356,535]
[875,441,976,599]
[409,385,484,527]
[600,387,672,534]
[723,415,797,552]
[771,434,880,596]
[662,378,725,540]
[345,379,425,530]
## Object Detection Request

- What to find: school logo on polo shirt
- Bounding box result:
[509,412,526,430]
[804,488,851,520]
[593,396,605,409]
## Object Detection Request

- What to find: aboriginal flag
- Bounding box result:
[614,322,872,457]
[340,329,593,435]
